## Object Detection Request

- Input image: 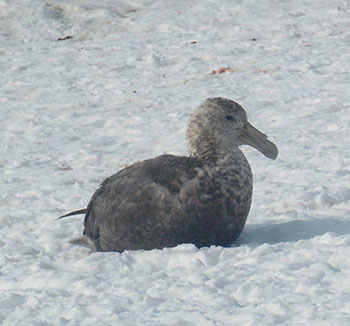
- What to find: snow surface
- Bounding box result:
[1,0,350,325]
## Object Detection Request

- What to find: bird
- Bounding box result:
[59,97,278,252]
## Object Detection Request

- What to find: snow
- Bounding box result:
[1,0,349,324]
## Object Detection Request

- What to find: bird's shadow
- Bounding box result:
[237,217,350,245]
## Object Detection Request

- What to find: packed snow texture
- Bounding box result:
[1,0,350,325]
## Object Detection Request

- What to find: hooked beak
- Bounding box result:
[240,122,278,160]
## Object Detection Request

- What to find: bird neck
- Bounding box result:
[188,133,219,163]
[187,131,245,165]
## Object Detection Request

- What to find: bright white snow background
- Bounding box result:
[1,0,350,325]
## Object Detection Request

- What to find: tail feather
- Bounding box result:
[57,209,87,219]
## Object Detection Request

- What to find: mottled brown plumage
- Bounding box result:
[61,98,278,252]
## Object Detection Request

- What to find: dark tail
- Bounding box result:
[57,209,87,219]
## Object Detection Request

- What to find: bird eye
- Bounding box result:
[225,115,234,121]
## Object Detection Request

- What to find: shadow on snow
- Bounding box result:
[239,218,350,245]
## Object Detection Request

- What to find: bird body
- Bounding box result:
[61,98,278,252]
